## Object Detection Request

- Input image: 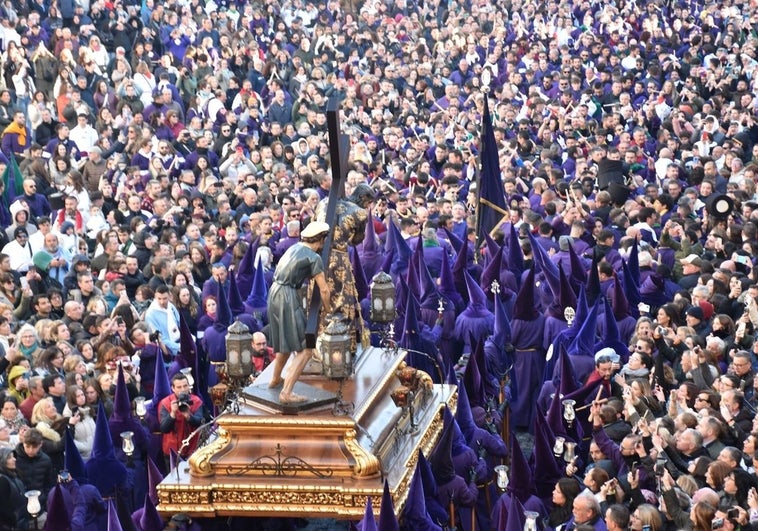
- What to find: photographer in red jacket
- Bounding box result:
[158,373,204,464]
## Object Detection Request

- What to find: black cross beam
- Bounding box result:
[305,97,350,349]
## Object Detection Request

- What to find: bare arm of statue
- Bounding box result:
[314,272,331,315]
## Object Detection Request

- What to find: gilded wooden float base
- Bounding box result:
[156,346,457,520]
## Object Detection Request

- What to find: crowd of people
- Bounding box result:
[0,0,756,528]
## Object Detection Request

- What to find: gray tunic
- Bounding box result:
[267,243,324,353]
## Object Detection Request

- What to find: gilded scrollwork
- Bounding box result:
[342,428,381,477]
[168,490,207,505]
[214,490,343,506]
[189,427,232,477]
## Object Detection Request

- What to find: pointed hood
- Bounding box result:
[596,295,630,363]
[408,233,424,296]
[558,262,577,312]
[628,238,641,286]
[547,262,577,319]
[86,402,128,496]
[484,233,501,265]
[621,259,641,316]
[395,276,409,319]
[463,342,484,408]
[418,251,441,311]
[350,248,370,302]
[492,290,511,346]
[417,450,438,500]
[455,272,495,347]
[505,492,526,531]
[547,379,567,438]
[143,456,163,506]
[214,282,232,328]
[429,415,456,483]
[444,227,464,254]
[378,480,400,531]
[567,240,587,287]
[138,494,163,531]
[64,427,87,484]
[558,344,579,397]
[512,267,538,321]
[91,402,116,461]
[385,216,398,254]
[108,500,123,531]
[169,448,179,473]
[116,491,137,531]
[228,271,246,317]
[389,220,412,277]
[508,433,535,502]
[463,270,490,318]
[568,299,599,357]
[438,250,463,309]
[363,211,379,253]
[506,223,524,285]
[46,484,71,527]
[586,256,602,306]
[574,285,589,328]
[178,313,197,370]
[235,236,260,299]
[406,247,422,300]
[359,211,383,281]
[380,247,395,275]
[358,496,377,531]
[611,272,631,320]
[401,458,442,531]
[528,231,559,294]
[455,380,478,442]
[399,289,421,348]
[532,412,563,500]
[110,363,132,423]
[151,349,171,413]
[451,231,469,300]
[480,243,504,298]
[244,255,269,312]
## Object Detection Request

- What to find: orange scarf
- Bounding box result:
[3,121,26,147]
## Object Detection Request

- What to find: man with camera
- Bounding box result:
[158,373,204,463]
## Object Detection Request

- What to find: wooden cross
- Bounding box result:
[305,98,350,349]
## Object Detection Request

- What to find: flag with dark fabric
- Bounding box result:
[476,96,508,244]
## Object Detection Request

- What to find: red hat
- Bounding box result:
[699,300,714,321]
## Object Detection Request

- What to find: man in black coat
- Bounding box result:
[15,428,55,509]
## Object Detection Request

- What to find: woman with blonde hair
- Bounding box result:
[630,504,663,531]
[34,319,53,347]
[62,354,87,376]
[85,35,109,72]
[31,397,74,471]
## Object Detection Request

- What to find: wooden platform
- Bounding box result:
[156,346,456,519]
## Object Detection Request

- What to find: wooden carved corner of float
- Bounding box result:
[343,428,381,478]
[189,427,232,477]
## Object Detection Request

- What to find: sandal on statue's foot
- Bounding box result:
[268,377,284,389]
[279,392,308,404]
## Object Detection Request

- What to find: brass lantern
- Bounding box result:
[370,271,396,323]
[320,315,353,379]
[225,320,254,379]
